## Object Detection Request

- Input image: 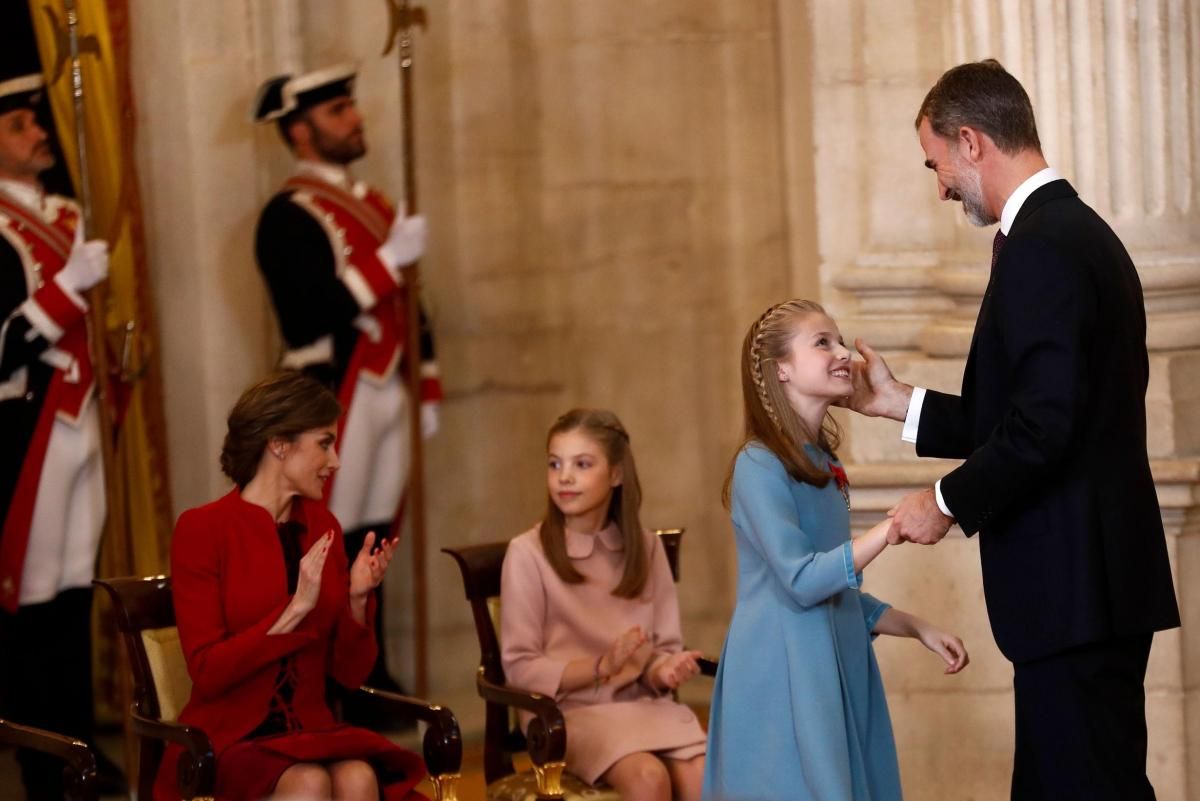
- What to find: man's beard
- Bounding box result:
[312,127,366,165]
[1,143,55,180]
[950,156,996,227]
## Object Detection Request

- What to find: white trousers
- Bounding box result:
[328,374,411,532]
[19,398,106,606]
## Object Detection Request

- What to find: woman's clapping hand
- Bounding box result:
[269,530,334,635]
[295,530,334,613]
[349,530,399,600]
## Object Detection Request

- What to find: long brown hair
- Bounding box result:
[539,408,649,599]
[722,299,842,507]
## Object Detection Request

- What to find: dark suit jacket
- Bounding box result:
[917,179,1180,664]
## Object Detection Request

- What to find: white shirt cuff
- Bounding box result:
[19,298,64,343]
[933,479,954,518]
[341,266,378,311]
[901,386,926,443]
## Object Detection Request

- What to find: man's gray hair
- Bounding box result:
[916,59,1041,155]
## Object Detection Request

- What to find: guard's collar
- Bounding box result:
[0,178,45,214]
[294,159,351,189]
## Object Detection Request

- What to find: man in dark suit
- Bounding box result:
[847,60,1179,800]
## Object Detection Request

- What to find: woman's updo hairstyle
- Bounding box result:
[220,371,342,488]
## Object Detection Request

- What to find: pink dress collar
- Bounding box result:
[564,522,623,559]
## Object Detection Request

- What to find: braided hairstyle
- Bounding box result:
[722,299,843,507]
[539,408,650,599]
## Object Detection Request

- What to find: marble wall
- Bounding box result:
[129,1,1198,798]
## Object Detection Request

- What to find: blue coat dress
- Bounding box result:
[702,443,901,801]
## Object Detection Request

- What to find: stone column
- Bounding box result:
[808,1,1200,799]
[130,0,303,513]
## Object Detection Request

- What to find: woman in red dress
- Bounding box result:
[155,371,426,800]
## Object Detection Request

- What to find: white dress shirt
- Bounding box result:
[903,167,1063,517]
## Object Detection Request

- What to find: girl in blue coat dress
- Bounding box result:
[702,300,969,801]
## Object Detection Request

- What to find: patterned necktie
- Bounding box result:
[991,229,1007,271]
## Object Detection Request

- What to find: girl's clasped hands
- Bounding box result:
[598,625,704,691]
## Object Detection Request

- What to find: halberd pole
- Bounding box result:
[383,0,430,697]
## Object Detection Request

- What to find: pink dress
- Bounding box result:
[500,524,707,783]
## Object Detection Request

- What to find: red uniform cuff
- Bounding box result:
[25,279,88,342]
[420,375,444,403]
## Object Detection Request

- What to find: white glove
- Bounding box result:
[421,402,439,440]
[55,230,109,294]
[377,209,427,273]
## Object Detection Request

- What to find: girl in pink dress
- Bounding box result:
[501,409,708,801]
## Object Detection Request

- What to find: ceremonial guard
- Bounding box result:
[0,72,112,798]
[252,65,442,711]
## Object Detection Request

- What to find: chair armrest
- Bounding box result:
[698,655,718,677]
[0,719,97,801]
[476,672,566,767]
[356,686,463,778]
[129,710,215,799]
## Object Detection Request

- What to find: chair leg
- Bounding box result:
[532,760,566,800]
[429,771,462,801]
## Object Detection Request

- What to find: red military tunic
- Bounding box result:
[0,183,102,612]
[254,162,442,531]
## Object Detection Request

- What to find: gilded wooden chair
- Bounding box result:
[0,719,97,801]
[94,575,464,801]
[443,529,716,801]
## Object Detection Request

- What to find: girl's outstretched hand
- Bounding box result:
[349,530,398,600]
[652,649,705,690]
[918,624,969,674]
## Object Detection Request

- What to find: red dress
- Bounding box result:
[154,489,425,801]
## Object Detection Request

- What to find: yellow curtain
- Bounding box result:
[27,0,173,722]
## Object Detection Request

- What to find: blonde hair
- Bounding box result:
[723,299,842,506]
[540,408,649,599]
